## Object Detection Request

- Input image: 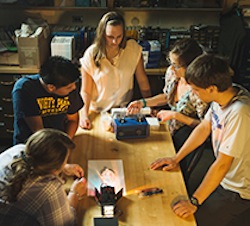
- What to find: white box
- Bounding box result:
[146,117,160,130]
[111,107,151,117]
[51,36,75,60]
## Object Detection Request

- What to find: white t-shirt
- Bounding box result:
[204,84,250,199]
[80,39,142,112]
[0,144,25,181]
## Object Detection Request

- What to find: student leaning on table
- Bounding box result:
[127,38,209,184]
[150,54,250,226]
[12,55,84,145]
[79,11,151,130]
[0,129,87,226]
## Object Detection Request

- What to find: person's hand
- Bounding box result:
[63,164,84,178]
[79,116,92,130]
[70,177,87,197]
[150,157,178,171]
[127,100,143,115]
[157,110,176,122]
[172,200,197,218]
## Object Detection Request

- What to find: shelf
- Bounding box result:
[114,7,223,12]
[0,65,39,74]
[0,5,222,12]
[0,5,109,11]
[145,68,167,76]
[0,52,166,75]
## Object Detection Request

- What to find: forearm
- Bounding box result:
[25,116,44,133]
[65,119,79,139]
[193,165,224,204]
[174,121,211,163]
[143,93,168,107]
[67,192,79,209]
[80,70,93,117]
[174,112,200,128]
[135,56,152,98]
[193,154,233,204]
[136,72,151,98]
[140,88,151,98]
[81,92,91,117]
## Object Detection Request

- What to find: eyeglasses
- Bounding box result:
[166,57,182,71]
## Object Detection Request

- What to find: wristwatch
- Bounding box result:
[190,196,200,208]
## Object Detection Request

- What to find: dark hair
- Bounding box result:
[170,38,203,68]
[40,56,80,88]
[100,166,115,175]
[2,128,75,202]
[93,11,126,67]
[185,54,233,92]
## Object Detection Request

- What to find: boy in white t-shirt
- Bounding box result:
[150,54,250,226]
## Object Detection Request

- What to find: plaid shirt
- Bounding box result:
[13,175,76,226]
[0,145,76,226]
[6,175,76,226]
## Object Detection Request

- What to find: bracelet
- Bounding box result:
[141,98,147,108]
[69,190,84,201]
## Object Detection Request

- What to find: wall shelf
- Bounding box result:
[0,5,109,11]
[0,5,222,12]
[114,7,222,12]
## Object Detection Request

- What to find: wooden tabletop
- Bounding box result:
[69,113,197,226]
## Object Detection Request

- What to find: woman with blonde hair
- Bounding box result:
[79,11,151,130]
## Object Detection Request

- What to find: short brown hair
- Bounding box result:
[185,54,233,92]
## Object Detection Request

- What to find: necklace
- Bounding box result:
[106,47,120,65]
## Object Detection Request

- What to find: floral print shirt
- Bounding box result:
[163,67,208,135]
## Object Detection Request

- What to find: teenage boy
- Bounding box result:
[150,54,250,226]
[12,56,84,144]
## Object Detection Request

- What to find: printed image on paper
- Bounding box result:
[87,159,125,196]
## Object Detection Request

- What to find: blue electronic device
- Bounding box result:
[113,114,150,140]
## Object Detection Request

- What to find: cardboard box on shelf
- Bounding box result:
[18,26,50,69]
[0,52,19,66]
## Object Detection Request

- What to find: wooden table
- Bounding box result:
[69,113,197,226]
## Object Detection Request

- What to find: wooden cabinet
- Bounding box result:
[0,74,19,144]
[0,67,38,144]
